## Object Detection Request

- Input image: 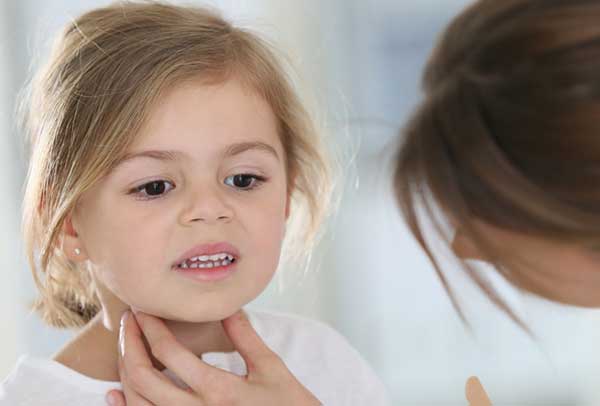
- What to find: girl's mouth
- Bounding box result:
[171,242,240,282]
[175,253,236,269]
[172,252,238,282]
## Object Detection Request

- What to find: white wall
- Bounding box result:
[0,0,27,377]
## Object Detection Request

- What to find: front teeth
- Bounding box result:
[179,254,235,269]
[190,253,230,261]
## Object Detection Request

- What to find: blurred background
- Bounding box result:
[3,1,600,405]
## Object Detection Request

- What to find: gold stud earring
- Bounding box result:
[74,248,81,255]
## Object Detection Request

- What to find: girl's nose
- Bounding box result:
[179,186,234,225]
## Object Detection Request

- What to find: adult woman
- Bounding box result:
[395,0,600,403]
[395,0,600,332]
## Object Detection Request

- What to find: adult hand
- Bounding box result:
[106,310,322,406]
[465,376,492,406]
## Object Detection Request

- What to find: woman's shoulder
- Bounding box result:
[0,354,120,406]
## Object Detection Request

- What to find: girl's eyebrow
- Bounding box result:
[225,141,280,160]
[113,141,280,168]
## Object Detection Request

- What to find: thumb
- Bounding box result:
[105,390,126,406]
[465,376,492,406]
[221,310,279,373]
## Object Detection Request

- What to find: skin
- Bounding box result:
[465,377,492,406]
[107,309,320,405]
[452,220,600,307]
[53,77,318,404]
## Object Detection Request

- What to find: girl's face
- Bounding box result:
[452,220,600,307]
[70,78,289,322]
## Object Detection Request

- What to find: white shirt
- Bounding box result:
[0,310,390,405]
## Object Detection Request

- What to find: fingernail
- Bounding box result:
[119,333,125,358]
[105,391,117,406]
[120,310,129,328]
[119,312,128,357]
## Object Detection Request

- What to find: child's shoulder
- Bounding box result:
[0,354,120,406]
[246,308,370,364]
[1,355,55,405]
[246,309,391,405]
[247,308,351,348]
[247,308,336,331]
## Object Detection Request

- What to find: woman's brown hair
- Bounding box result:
[394,0,600,327]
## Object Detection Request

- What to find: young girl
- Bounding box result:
[394,0,600,402]
[0,2,389,405]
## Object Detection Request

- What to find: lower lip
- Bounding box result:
[172,262,237,282]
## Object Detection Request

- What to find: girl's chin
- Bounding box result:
[154,307,242,324]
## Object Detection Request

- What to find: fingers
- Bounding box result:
[118,312,157,405]
[221,310,281,373]
[118,344,155,406]
[119,311,196,405]
[133,311,238,395]
[105,390,126,406]
[465,376,492,406]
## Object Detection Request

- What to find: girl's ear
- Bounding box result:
[451,227,485,261]
[61,214,88,262]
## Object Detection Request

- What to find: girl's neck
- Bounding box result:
[52,311,235,382]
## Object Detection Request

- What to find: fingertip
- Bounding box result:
[120,310,130,328]
[221,309,277,372]
[106,390,125,406]
[466,375,479,387]
[236,309,248,320]
[222,309,247,328]
[465,375,491,405]
[134,311,162,329]
[119,315,127,358]
[465,375,478,398]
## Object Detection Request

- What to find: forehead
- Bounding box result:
[130,78,283,155]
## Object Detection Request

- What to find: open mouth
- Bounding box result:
[175,252,237,270]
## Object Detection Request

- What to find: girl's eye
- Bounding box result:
[130,180,175,200]
[224,174,266,190]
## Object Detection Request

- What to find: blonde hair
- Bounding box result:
[21,1,331,329]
